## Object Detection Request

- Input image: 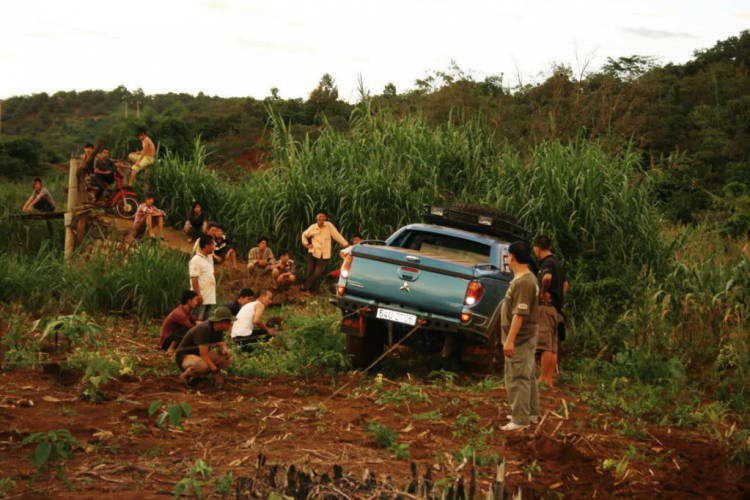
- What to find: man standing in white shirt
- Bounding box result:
[230,290,276,351]
[300,211,348,292]
[190,235,217,320]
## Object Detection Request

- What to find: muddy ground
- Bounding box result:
[0,315,749,499]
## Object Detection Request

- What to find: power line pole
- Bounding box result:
[136,100,141,118]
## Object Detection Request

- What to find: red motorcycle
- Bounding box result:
[86,167,139,219]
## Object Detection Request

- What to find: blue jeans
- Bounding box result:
[192,304,213,321]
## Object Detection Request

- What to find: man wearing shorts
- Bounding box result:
[128,129,156,186]
[176,306,235,386]
[533,235,568,388]
[132,194,165,240]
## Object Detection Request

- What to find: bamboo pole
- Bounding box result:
[64,156,79,260]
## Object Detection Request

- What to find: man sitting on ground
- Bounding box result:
[159,290,199,354]
[192,223,217,254]
[183,201,208,242]
[91,147,116,201]
[230,289,276,352]
[271,250,296,288]
[132,194,165,240]
[247,237,275,279]
[220,288,254,316]
[176,306,235,386]
[213,225,238,269]
[22,178,57,213]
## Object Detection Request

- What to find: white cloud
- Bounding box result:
[0,0,746,100]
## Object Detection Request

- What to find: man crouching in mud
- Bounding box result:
[175,306,235,387]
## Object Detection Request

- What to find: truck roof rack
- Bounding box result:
[421,204,532,243]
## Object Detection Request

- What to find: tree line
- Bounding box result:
[1,30,748,232]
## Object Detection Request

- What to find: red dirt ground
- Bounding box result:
[1,326,749,500]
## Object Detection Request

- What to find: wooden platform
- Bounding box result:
[11,211,65,220]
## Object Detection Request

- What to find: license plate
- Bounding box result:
[376,308,417,326]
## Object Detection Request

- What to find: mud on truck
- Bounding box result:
[331,203,531,371]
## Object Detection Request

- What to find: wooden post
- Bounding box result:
[64,156,79,260]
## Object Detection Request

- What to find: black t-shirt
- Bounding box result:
[94,158,114,174]
[188,212,208,230]
[537,254,566,311]
[221,299,241,316]
[175,321,223,367]
[214,236,233,257]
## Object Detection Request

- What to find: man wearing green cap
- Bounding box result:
[176,306,236,386]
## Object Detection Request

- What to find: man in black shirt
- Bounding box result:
[533,235,569,388]
[176,306,236,386]
[91,148,116,200]
[220,288,254,316]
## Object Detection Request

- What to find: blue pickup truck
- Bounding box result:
[332,203,531,371]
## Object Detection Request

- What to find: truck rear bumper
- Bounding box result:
[331,295,490,343]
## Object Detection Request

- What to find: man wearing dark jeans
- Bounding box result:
[22,178,56,213]
[300,211,348,291]
[220,288,255,316]
[91,147,116,200]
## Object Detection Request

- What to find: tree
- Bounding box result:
[308,73,341,123]
[383,83,398,97]
[602,55,660,81]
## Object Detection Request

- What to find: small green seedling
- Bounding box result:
[149,400,192,430]
[21,429,79,487]
[174,459,212,499]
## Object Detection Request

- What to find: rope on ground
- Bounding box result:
[317,320,424,407]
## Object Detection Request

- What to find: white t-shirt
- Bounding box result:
[189,252,216,305]
[231,301,262,338]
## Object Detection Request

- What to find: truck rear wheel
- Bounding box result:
[448,202,517,224]
[345,321,387,369]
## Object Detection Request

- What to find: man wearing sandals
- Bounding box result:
[176,306,235,386]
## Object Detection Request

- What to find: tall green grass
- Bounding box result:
[75,242,190,319]
[0,241,189,319]
[149,111,665,289]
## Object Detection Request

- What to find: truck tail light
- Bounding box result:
[464,281,484,306]
[341,255,353,279]
[337,285,346,296]
[460,313,471,323]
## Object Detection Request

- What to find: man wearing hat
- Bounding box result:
[176,306,236,386]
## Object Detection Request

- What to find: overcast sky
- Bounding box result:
[1,1,747,101]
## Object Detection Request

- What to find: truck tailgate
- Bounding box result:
[344,246,476,318]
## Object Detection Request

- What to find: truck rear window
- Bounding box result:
[396,231,491,266]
